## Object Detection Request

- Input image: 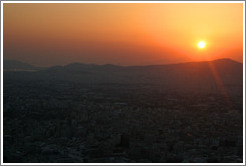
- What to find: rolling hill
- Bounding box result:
[3,58,243,95]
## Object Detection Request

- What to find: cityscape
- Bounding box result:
[3,59,243,163]
[2,2,244,164]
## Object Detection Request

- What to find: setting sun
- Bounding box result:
[3,3,243,65]
[1,2,244,164]
[198,41,206,49]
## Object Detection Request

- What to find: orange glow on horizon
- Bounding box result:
[3,3,243,66]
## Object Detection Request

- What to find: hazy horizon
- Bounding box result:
[2,2,244,164]
[3,57,243,68]
[3,3,243,67]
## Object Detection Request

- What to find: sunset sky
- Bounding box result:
[3,3,244,67]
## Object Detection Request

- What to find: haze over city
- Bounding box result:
[2,2,244,164]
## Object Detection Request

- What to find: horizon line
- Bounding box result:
[3,58,243,68]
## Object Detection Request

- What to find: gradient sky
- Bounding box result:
[3,3,244,66]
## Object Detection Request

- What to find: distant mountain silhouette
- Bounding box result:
[4,58,243,95]
[3,60,43,71]
[46,62,123,73]
[45,58,241,72]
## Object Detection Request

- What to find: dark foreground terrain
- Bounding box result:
[3,59,243,163]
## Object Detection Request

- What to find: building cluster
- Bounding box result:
[3,81,243,163]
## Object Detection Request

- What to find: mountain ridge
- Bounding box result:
[3,60,43,71]
[3,58,243,95]
[3,58,242,71]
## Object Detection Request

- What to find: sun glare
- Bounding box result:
[198,41,206,49]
